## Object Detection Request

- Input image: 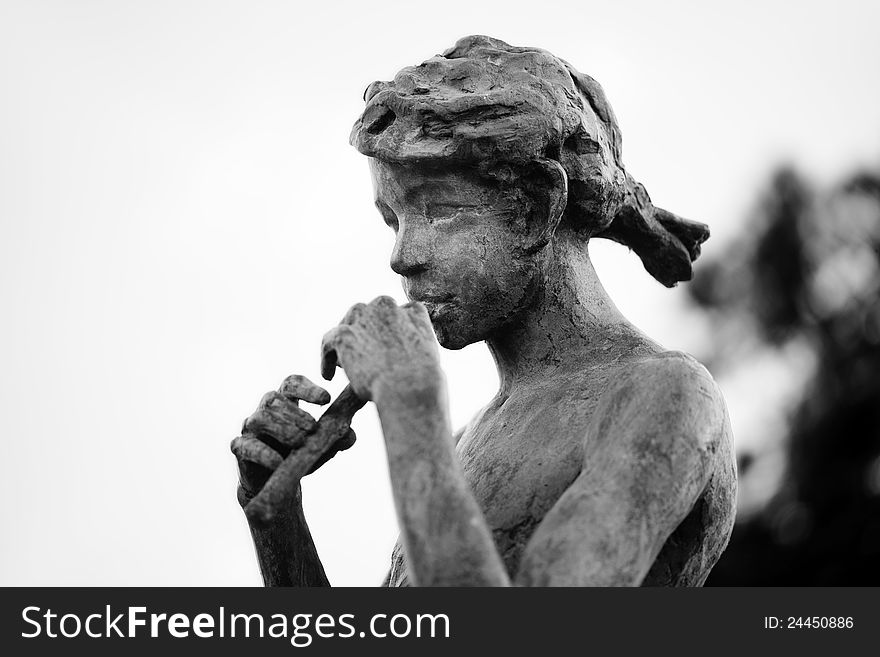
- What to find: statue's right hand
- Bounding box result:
[230,374,357,506]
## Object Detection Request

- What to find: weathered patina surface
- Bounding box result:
[232,35,736,587]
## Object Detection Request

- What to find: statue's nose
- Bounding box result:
[390,223,429,277]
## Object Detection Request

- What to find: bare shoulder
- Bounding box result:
[625,349,719,390]
[628,350,724,427]
[516,350,735,586]
[590,350,729,476]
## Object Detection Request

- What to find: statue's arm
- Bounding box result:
[379,423,469,587]
[238,485,331,587]
[514,354,726,586]
[375,384,510,586]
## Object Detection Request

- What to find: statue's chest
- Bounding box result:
[456,385,607,565]
[456,407,584,530]
[386,379,610,586]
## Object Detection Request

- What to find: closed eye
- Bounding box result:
[427,201,467,213]
[425,201,478,223]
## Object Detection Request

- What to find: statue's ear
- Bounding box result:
[519,159,568,254]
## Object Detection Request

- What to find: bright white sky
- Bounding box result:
[1,0,878,585]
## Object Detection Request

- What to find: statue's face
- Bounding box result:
[370,160,542,349]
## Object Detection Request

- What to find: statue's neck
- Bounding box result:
[486,236,643,396]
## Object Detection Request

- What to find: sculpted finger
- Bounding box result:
[231,435,283,471]
[252,399,317,433]
[341,302,367,326]
[258,391,278,409]
[370,295,399,312]
[320,337,338,381]
[279,375,331,405]
[403,300,428,318]
[258,392,319,432]
[403,301,435,337]
[243,408,311,448]
[320,325,355,381]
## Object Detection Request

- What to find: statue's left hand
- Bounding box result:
[320,296,444,402]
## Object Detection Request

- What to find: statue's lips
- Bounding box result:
[409,292,455,304]
[410,293,456,319]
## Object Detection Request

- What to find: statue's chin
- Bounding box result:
[431,320,474,351]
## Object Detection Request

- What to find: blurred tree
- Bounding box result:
[688,164,880,584]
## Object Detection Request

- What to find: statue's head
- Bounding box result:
[351,35,709,349]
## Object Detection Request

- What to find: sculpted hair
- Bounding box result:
[350,35,709,287]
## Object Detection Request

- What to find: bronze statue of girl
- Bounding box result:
[231,35,736,586]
